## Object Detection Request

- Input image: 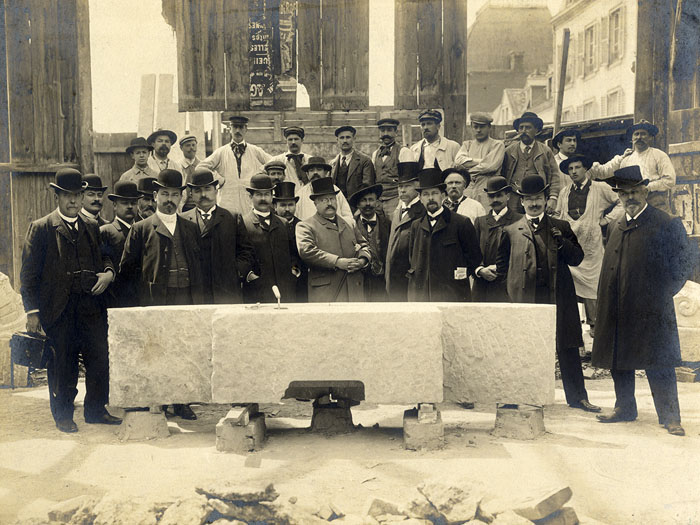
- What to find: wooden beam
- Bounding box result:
[394,0,419,110]
[416,0,442,108]
[75,0,94,172]
[297,0,321,110]
[223,0,250,110]
[175,0,203,111]
[442,0,468,142]
[553,29,571,137]
[0,0,10,164]
[200,0,226,109]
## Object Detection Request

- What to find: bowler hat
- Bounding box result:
[559,154,593,174]
[283,126,305,139]
[137,177,157,196]
[301,156,332,172]
[348,184,384,208]
[179,135,197,147]
[246,173,274,193]
[224,114,249,124]
[309,177,339,199]
[153,169,185,190]
[484,176,512,195]
[273,181,299,202]
[335,125,357,137]
[552,128,581,149]
[515,175,549,196]
[626,119,659,139]
[108,181,140,201]
[83,174,107,192]
[513,112,543,131]
[607,166,649,192]
[147,129,177,145]
[187,168,217,188]
[50,168,87,193]
[397,161,420,183]
[418,109,442,123]
[417,168,446,191]
[126,136,153,154]
[441,167,471,188]
[469,112,493,125]
[264,159,286,173]
[376,118,400,128]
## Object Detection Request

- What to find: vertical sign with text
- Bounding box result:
[249,0,275,108]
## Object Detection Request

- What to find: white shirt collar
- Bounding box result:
[156,210,178,234]
[116,217,132,230]
[254,209,271,217]
[80,208,97,219]
[572,178,590,191]
[402,196,420,210]
[520,141,535,152]
[626,203,648,222]
[340,151,353,162]
[525,212,545,222]
[182,157,197,168]
[360,213,377,222]
[198,205,216,216]
[492,207,509,220]
[231,139,247,147]
[57,208,78,224]
[428,207,444,220]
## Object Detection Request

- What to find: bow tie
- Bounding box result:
[529,217,540,228]
[287,153,303,161]
[200,211,212,222]
[256,214,270,225]
[379,144,394,156]
[362,218,377,228]
[232,143,246,156]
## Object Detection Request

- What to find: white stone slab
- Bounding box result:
[674,281,700,362]
[439,303,555,405]
[211,303,444,404]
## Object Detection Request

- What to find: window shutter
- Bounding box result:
[601,95,608,117]
[618,88,626,115]
[576,105,584,120]
[594,22,600,71]
[619,6,626,60]
[577,31,585,77]
[600,15,609,66]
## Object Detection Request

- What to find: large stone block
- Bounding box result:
[440,303,555,405]
[0,272,29,387]
[675,281,700,362]
[108,306,214,407]
[211,303,444,404]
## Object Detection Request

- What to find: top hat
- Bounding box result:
[224,114,249,124]
[108,181,140,201]
[376,118,400,128]
[418,109,442,123]
[469,112,494,125]
[179,135,197,147]
[153,169,185,190]
[335,125,357,137]
[301,156,332,172]
[147,129,177,145]
[137,177,157,196]
[187,168,218,188]
[283,126,305,139]
[273,181,299,202]
[348,183,384,208]
[607,166,649,192]
[309,177,339,199]
[552,128,582,148]
[484,176,512,195]
[264,159,286,173]
[397,161,420,183]
[126,136,153,154]
[513,112,544,131]
[246,173,275,193]
[417,168,446,191]
[559,153,593,174]
[83,174,107,191]
[626,119,659,139]
[50,168,87,193]
[441,167,471,188]
[516,175,549,196]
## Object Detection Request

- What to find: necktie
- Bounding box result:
[287,154,305,182]
[159,159,168,170]
[530,217,539,228]
[232,142,246,157]
[341,156,348,168]
[257,214,270,228]
[525,146,532,156]
[379,144,394,157]
[401,207,410,218]
[362,218,376,232]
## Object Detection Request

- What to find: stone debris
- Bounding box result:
[159,495,212,525]
[195,481,279,503]
[366,498,404,519]
[513,487,573,521]
[492,404,546,440]
[46,495,99,524]
[532,507,578,525]
[417,481,480,523]
[492,510,538,524]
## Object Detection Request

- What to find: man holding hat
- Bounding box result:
[179,134,201,213]
[454,112,506,207]
[349,184,390,301]
[273,181,308,302]
[264,159,287,185]
[146,129,183,174]
[496,175,598,413]
[501,112,560,215]
[20,168,119,433]
[552,128,581,200]
[385,162,425,301]
[241,173,300,304]
[135,177,157,221]
[296,157,355,225]
[181,167,256,304]
[199,114,271,215]
[410,109,460,172]
[80,174,109,227]
[269,126,311,187]
[407,168,482,302]
[371,118,416,217]
[296,178,371,302]
[442,167,486,224]
[592,166,695,435]
[472,176,522,302]
[120,137,158,184]
[330,125,376,199]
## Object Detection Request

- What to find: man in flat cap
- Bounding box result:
[241,173,300,304]
[371,118,416,217]
[179,134,201,212]
[199,114,271,215]
[147,129,183,174]
[455,112,506,208]
[330,125,376,200]
[80,174,108,227]
[273,181,307,302]
[407,168,482,302]
[593,166,696,435]
[135,177,157,221]
[269,126,311,187]
[296,178,371,302]
[442,167,486,224]
[552,128,581,200]
[264,159,287,185]
[181,167,256,304]
[501,112,560,215]
[120,137,158,184]
[385,162,425,301]
[410,109,460,171]
[295,157,355,225]
[21,169,119,433]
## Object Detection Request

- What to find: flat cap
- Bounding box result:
[469,112,493,125]
[224,114,249,124]
[264,159,286,172]
[418,109,442,123]
[179,135,197,146]
[284,126,305,139]
[335,125,357,137]
[376,118,400,127]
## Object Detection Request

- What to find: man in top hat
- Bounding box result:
[349,184,390,301]
[264,159,287,185]
[181,167,256,304]
[592,166,696,435]
[371,118,416,217]
[100,181,141,308]
[119,169,203,420]
[80,174,108,227]
[135,177,157,221]
[496,175,599,413]
[241,173,300,304]
[20,168,119,433]
[501,112,561,215]
[385,162,425,301]
[407,168,482,302]
[472,176,522,302]
[554,154,622,337]
[454,112,506,208]
[273,181,307,302]
[147,129,183,174]
[199,114,271,215]
[296,177,372,302]
[551,128,582,199]
[410,110,461,172]
[295,157,355,225]
[269,126,311,187]
[442,167,486,224]
[330,125,376,200]
[179,134,201,213]
[120,137,158,184]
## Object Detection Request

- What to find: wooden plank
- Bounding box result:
[0,0,10,164]
[175,0,203,111]
[138,74,157,137]
[57,0,79,164]
[200,0,225,109]
[223,0,250,110]
[156,74,179,134]
[416,0,442,108]
[75,0,94,173]
[0,171,13,282]
[442,0,468,142]
[394,0,419,110]
[297,0,321,110]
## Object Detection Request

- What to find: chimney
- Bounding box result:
[509,51,524,72]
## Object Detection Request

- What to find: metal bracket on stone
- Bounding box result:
[216,404,266,453]
[404,404,444,451]
[492,403,545,440]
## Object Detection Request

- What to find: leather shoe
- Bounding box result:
[56,419,78,433]
[597,408,637,423]
[174,404,197,420]
[85,413,122,425]
[570,399,601,412]
[665,423,685,436]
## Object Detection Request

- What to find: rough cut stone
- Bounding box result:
[215,412,266,453]
[405,496,441,521]
[533,507,579,525]
[0,272,29,387]
[492,404,546,440]
[513,487,573,521]
[47,495,99,523]
[492,510,535,525]
[366,499,404,519]
[440,303,555,405]
[675,281,700,361]
[195,482,279,503]
[159,495,212,525]
[417,482,480,523]
[118,411,169,441]
[108,306,214,406]
[403,408,444,451]
[92,495,160,525]
[211,303,443,404]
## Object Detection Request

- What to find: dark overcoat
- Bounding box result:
[385,200,426,301]
[407,206,482,302]
[592,206,694,370]
[100,219,136,307]
[496,215,584,349]
[330,150,376,199]
[357,211,391,301]
[288,215,308,302]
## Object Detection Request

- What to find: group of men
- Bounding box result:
[20,109,696,438]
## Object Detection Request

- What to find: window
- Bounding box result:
[606,89,621,116]
[609,8,623,62]
[584,24,597,75]
[562,108,574,123]
[583,99,596,120]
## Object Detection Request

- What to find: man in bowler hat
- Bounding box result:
[147,129,183,174]
[80,174,108,227]
[273,181,307,302]
[120,137,158,184]
[135,177,157,221]
[295,157,355,225]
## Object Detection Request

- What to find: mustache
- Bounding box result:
[381,135,392,139]
[90,201,102,206]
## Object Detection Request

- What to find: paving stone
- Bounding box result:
[513,487,573,521]
[417,482,480,523]
[403,408,444,451]
[492,404,546,440]
[108,306,214,407]
[440,303,555,405]
[159,495,212,525]
[195,482,279,503]
[533,507,578,525]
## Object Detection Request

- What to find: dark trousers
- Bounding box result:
[611,368,681,425]
[165,287,192,305]
[44,294,109,422]
[558,346,588,405]
[577,296,597,327]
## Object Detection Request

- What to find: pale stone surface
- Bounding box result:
[675,281,700,361]
[91,495,160,525]
[215,413,266,453]
[117,411,170,441]
[108,306,214,407]
[403,409,444,451]
[440,303,555,405]
[211,303,444,404]
[0,272,29,387]
[492,404,546,440]
[513,487,573,521]
[46,495,99,523]
[366,499,404,519]
[159,495,212,525]
[534,507,579,525]
[417,482,479,523]
[492,510,535,525]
